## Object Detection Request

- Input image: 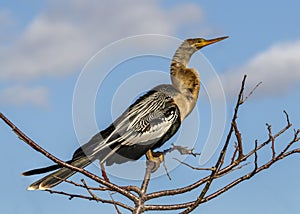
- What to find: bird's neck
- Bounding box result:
[170,41,197,70]
[170,41,199,95]
[170,41,198,92]
[169,41,200,120]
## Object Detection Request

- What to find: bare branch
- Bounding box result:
[133,160,154,214]
[45,189,134,211]
[162,158,172,180]
[250,140,258,177]
[240,81,262,104]
[266,123,276,159]
[51,175,110,191]
[81,179,101,201]
[144,201,194,211]
[100,162,110,182]
[283,110,291,127]
[230,142,239,164]
[141,160,153,195]
[108,192,123,214]
[81,179,122,214]
[232,121,244,160]
[173,158,215,171]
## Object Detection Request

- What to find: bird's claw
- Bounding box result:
[146,150,164,173]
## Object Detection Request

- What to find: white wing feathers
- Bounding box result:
[90,89,179,161]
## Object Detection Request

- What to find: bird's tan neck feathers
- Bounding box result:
[170,41,200,120]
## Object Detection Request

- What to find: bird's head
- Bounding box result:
[186,36,228,50]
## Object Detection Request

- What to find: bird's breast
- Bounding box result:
[172,93,196,122]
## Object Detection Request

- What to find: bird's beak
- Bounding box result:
[198,36,229,48]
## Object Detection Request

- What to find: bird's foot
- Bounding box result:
[146,150,164,173]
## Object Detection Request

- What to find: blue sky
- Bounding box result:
[1,0,300,213]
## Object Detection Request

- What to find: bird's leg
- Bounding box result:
[146,150,164,173]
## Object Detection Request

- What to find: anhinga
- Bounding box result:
[23,36,228,190]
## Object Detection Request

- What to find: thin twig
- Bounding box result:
[100,162,110,182]
[45,189,134,211]
[266,123,276,159]
[51,175,109,191]
[82,179,122,214]
[232,121,244,160]
[162,158,172,180]
[108,192,123,214]
[173,158,215,171]
[81,179,102,200]
[231,142,239,164]
[240,81,262,104]
[250,140,258,177]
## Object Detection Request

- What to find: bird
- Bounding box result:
[22,36,228,190]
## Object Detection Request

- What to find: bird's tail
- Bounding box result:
[23,156,91,190]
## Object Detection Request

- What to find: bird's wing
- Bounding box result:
[89,86,180,162]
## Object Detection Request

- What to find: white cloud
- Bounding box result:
[206,40,300,100]
[0,0,203,81]
[0,85,49,107]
